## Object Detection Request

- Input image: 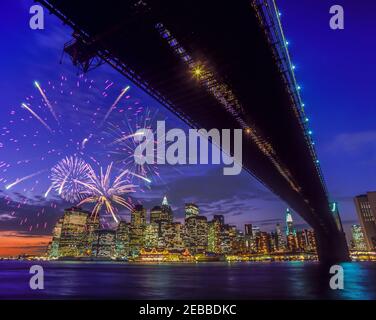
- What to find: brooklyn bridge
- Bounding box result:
[36,0,349,262]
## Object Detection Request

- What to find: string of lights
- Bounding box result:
[252,0,329,196]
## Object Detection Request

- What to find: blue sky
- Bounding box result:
[0,0,375,245]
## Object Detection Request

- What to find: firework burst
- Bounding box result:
[77,162,137,223]
[0,74,142,230]
[50,156,92,203]
[107,107,161,185]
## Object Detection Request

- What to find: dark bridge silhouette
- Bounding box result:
[37,0,349,262]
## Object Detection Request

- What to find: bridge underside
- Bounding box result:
[38,0,349,261]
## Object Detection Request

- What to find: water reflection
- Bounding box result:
[0,261,375,299]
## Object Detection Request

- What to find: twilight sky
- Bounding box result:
[0,0,375,256]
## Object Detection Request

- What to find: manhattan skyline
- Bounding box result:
[0,0,376,257]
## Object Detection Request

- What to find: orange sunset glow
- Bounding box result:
[0,231,51,257]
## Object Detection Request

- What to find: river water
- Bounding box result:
[0,261,375,299]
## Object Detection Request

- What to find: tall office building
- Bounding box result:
[163,222,184,251]
[258,232,271,254]
[296,229,316,252]
[150,206,163,224]
[213,214,224,225]
[129,204,147,254]
[275,223,286,252]
[92,229,116,258]
[185,203,199,220]
[48,217,64,258]
[86,216,100,255]
[351,224,367,251]
[143,223,159,249]
[58,207,89,257]
[185,216,208,253]
[220,224,237,254]
[354,192,376,250]
[161,195,173,222]
[285,208,296,236]
[115,221,130,258]
[208,218,222,253]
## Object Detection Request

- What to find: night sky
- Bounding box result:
[0,0,375,256]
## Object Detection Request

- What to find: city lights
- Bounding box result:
[47,197,318,262]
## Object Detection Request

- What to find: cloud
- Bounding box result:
[328,131,376,154]
[0,213,16,221]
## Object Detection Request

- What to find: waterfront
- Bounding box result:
[0,261,375,300]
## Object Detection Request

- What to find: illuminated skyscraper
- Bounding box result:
[354,193,376,250]
[163,222,184,251]
[58,207,89,257]
[185,203,199,220]
[150,206,163,224]
[258,232,271,254]
[208,218,222,253]
[185,216,208,254]
[129,204,147,254]
[86,216,100,256]
[143,223,159,249]
[351,224,367,251]
[92,229,116,258]
[115,221,130,258]
[48,217,64,258]
[285,208,296,236]
[161,195,173,222]
[275,223,286,252]
[220,224,237,254]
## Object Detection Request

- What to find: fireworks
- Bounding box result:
[21,103,53,133]
[50,156,92,203]
[0,75,145,230]
[77,163,137,223]
[34,81,59,123]
[107,107,160,184]
[101,86,130,126]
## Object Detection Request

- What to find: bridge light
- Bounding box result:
[285,40,289,46]
[245,128,252,134]
[305,117,309,123]
[193,66,203,78]
[278,11,282,17]
[297,85,301,90]
[316,159,320,164]
[302,103,305,107]
[292,64,296,70]
[308,130,313,135]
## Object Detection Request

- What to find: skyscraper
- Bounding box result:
[275,223,286,252]
[150,206,163,224]
[285,208,296,236]
[115,221,130,258]
[129,204,147,254]
[161,195,173,222]
[143,223,159,249]
[208,219,222,253]
[58,207,90,257]
[48,217,64,258]
[185,203,199,220]
[92,229,116,258]
[185,216,208,254]
[354,192,376,250]
[351,224,367,251]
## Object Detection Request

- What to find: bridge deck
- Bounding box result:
[37,0,349,260]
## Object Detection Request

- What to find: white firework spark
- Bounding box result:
[50,156,92,203]
[77,162,137,223]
